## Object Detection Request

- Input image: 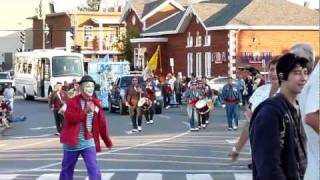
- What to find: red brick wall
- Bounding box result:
[46,15,71,49]
[125,10,143,33]
[33,19,44,49]
[146,4,179,28]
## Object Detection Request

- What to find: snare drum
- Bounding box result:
[137,97,152,110]
[195,99,210,115]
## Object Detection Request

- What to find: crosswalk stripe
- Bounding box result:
[234,173,252,180]
[186,174,213,180]
[0,174,19,180]
[36,173,59,180]
[85,173,114,180]
[136,173,162,180]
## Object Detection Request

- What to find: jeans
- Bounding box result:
[187,105,198,129]
[225,103,239,128]
[60,147,101,180]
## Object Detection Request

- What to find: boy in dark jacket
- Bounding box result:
[250,53,309,180]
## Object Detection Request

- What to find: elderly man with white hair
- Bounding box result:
[291,43,319,180]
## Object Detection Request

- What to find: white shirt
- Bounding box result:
[298,63,319,180]
[249,84,272,112]
[3,87,15,100]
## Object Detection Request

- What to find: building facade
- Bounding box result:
[122,0,319,79]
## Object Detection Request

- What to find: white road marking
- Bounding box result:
[225,139,239,144]
[36,173,59,180]
[186,174,213,180]
[0,174,19,179]
[12,134,52,139]
[0,139,57,152]
[136,173,162,180]
[84,173,114,180]
[28,131,190,172]
[30,126,56,130]
[234,173,252,180]
[0,144,7,148]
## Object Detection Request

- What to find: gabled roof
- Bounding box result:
[192,0,319,28]
[142,10,187,35]
[122,0,186,22]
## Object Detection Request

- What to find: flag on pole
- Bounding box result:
[147,45,160,70]
[142,45,160,80]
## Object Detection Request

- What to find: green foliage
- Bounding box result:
[86,0,100,11]
[123,27,140,61]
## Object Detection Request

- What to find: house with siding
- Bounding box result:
[122,0,319,78]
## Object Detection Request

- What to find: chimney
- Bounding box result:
[304,1,310,8]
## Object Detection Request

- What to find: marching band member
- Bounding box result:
[184,81,203,131]
[202,77,213,125]
[221,77,242,131]
[144,78,156,124]
[125,77,144,132]
[197,79,212,129]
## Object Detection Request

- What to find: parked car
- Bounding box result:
[0,72,15,94]
[108,73,163,115]
[207,77,236,93]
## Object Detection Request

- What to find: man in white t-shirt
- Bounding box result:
[298,62,319,180]
[291,43,319,180]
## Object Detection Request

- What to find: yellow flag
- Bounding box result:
[147,45,160,71]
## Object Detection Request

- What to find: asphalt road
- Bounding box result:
[0,97,252,180]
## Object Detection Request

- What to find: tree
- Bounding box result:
[113,27,140,61]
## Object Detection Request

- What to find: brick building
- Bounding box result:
[30,11,126,63]
[121,0,319,78]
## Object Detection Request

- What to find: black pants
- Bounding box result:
[144,104,155,121]
[164,94,171,107]
[129,106,142,129]
[176,93,182,105]
[198,112,209,126]
[53,111,64,133]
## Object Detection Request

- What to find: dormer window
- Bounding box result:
[204,34,211,46]
[187,32,193,47]
[195,32,202,47]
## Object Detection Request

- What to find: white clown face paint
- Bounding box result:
[82,82,95,97]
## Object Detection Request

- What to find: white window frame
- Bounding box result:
[205,52,212,77]
[84,26,93,41]
[196,52,202,78]
[195,32,202,47]
[187,53,193,77]
[204,34,211,46]
[186,32,193,48]
[134,48,145,70]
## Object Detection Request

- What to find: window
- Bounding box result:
[187,53,193,77]
[27,64,32,74]
[195,32,202,47]
[186,32,193,47]
[84,26,93,41]
[134,48,145,70]
[196,52,202,77]
[132,15,136,25]
[205,52,212,77]
[204,35,211,46]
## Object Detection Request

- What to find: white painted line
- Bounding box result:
[137,173,162,180]
[225,139,239,144]
[186,174,213,180]
[234,173,252,180]
[85,173,114,180]
[30,126,56,130]
[29,131,190,172]
[1,139,57,152]
[0,144,7,148]
[0,169,252,174]
[12,134,52,139]
[0,174,19,179]
[36,173,59,180]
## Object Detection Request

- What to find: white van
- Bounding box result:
[15,49,84,100]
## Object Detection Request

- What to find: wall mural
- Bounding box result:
[240,52,272,64]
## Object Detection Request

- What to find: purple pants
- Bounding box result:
[60,147,101,180]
